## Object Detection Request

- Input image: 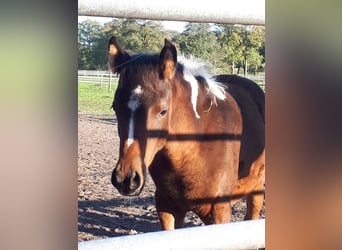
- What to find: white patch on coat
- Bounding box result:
[183,67,200,118]
[127,85,143,147]
[127,115,135,147]
[178,56,226,118]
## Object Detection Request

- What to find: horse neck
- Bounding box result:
[160,75,218,172]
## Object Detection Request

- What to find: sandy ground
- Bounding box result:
[78,114,265,241]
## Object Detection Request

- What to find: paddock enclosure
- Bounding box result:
[78,0,265,248]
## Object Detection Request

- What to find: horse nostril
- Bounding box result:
[111,165,122,186]
[129,171,141,190]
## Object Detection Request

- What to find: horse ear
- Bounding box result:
[108,36,130,74]
[159,39,177,80]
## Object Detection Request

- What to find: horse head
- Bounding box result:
[108,36,176,195]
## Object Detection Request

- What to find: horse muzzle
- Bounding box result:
[111,162,144,196]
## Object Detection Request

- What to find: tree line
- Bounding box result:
[78,19,265,75]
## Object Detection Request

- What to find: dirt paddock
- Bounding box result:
[78,114,265,241]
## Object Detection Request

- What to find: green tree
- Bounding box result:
[105,19,167,54]
[216,25,244,74]
[78,19,265,75]
[240,26,265,75]
[78,20,104,69]
[215,25,265,75]
[249,26,265,72]
[139,21,166,53]
[177,23,220,70]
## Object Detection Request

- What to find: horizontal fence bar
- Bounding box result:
[78,70,110,76]
[78,0,265,26]
[78,219,265,250]
[77,71,264,90]
[78,76,110,80]
[77,71,119,91]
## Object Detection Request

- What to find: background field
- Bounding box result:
[78,74,264,117]
[78,82,117,116]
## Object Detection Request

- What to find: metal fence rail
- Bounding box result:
[78,219,265,250]
[78,0,265,26]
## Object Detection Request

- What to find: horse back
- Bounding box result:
[214,74,265,179]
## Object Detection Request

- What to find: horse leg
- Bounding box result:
[196,202,232,225]
[155,190,185,230]
[245,178,265,220]
[157,210,185,230]
[231,149,265,206]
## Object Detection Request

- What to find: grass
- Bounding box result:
[78,82,117,116]
[78,75,264,117]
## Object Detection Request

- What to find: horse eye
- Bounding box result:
[159,109,168,117]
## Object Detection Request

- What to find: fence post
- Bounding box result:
[109,72,112,91]
[100,72,103,88]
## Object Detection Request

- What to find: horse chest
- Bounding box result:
[149,152,234,204]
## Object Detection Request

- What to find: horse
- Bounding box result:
[108,36,265,230]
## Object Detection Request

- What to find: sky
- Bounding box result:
[78,16,187,32]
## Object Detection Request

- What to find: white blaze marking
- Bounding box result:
[127,115,134,146]
[127,85,143,147]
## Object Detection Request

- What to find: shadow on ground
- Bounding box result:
[78,196,160,240]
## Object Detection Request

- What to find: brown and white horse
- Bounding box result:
[109,36,265,230]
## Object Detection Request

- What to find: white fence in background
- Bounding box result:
[78,70,265,91]
[78,70,118,90]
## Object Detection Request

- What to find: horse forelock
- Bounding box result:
[178,56,226,118]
